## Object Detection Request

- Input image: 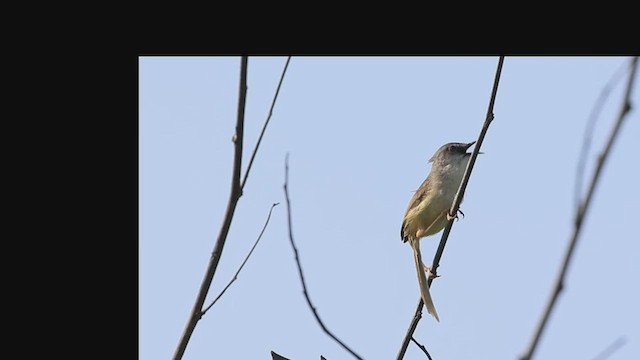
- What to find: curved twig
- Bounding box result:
[283,154,364,360]
[410,337,433,360]
[202,203,280,314]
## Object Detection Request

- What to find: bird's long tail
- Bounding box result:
[411,239,440,322]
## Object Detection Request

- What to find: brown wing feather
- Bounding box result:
[401,185,427,242]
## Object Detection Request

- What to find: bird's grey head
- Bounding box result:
[429,141,476,164]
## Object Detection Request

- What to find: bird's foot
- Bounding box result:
[447,208,465,222]
[423,264,439,280]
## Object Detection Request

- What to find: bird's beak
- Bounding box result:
[465,141,483,155]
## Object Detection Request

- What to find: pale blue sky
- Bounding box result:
[139,56,639,360]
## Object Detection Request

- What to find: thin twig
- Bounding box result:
[396,56,505,360]
[574,61,629,210]
[173,56,249,360]
[589,336,627,360]
[241,56,292,190]
[519,56,637,360]
[202,203,280,314]
[283,154,364,360]
[410,337,433,360]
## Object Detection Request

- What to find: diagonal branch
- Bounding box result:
[173,56,249,360]
[202,203,280,314]
[283,154,364,360]
[396,55,505,360]
[241,56,292,190]
[519,56,637,360]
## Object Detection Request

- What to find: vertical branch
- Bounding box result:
[519,56,637,360]
[173,56,249,360]
[396,56,504,360]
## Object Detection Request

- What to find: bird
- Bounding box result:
[401,141,476,321]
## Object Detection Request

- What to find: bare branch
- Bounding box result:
[396,56,505,360]
[590,336,627,360]
[574,61,629,210]
[173,56,249,360]
[241,56,292,190]
[202,203,280,314]
[410,337,433,360]
[283,154,364,360]
[519,56,638,360]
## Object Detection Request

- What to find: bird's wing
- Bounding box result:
[401,181,428,242]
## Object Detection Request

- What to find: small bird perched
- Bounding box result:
[401,141,476,321]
